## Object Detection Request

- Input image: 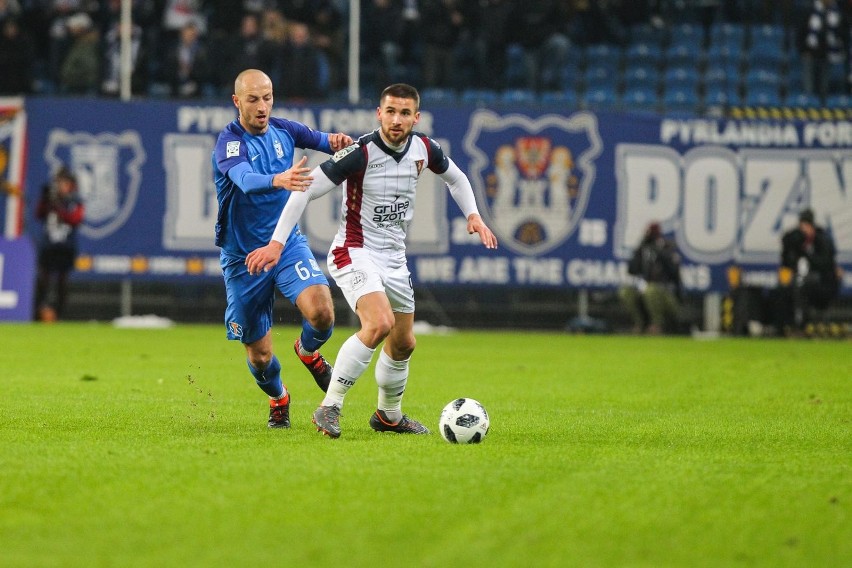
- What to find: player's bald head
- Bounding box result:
[234,69,272,96]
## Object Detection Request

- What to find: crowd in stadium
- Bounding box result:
[0,0,850,110]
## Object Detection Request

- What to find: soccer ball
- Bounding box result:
[439,398,490,444]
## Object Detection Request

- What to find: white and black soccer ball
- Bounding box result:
[439,398,490,444]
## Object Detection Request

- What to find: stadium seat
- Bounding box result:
[584,43,623,69]
[583,63,621,92]
[704,85,742,107]
[664,66,700,91]
[825,93,851,108]
[744,86,781,107]
[668,22,703,48]
[629,22,665,47]
[663,87,700,114]
[706,43,742,67]
[420,87,457,106]
[664,43,703,68]
[783,92,822,108]
[622,87,659,112]
[582,86,619,110]
[499,89,537,105]
[625,42,663,69]
[744,68,783,92]
[747,42,787,73]
[623,65,660,92]
[708,22,746,49]
[460,89,499,106]
[750,24,786,50]
[539,90,579,107]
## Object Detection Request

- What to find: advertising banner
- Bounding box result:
[22,97,851,295]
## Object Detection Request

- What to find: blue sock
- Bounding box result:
[248,355,284,398]
[300,321,333,353]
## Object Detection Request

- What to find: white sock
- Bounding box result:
[322,334,375,409]
[375,349,409,423]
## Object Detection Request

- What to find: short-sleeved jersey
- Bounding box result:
[320,130,448,266]
[212,117,331,259]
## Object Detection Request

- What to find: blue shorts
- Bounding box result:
[222,233,329,344]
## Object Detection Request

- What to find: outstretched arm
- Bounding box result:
[440,159,498,249]
[245,165,340,275]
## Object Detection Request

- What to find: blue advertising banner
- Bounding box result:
[0,236,35,321]
[22,97,852,295]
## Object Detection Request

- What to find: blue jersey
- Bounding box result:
[212,117,332,259]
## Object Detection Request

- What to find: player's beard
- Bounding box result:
[382,124,410,147]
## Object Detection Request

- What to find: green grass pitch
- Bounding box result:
[1,322,849,567]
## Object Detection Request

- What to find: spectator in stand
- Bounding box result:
[219,12,268,91]
[505,0,571,92]
[59,11,99,94]
[100,17,148,97]
[46,1,98,91]
[280,21,327,100]
[362,0,405,90]
[34,165,84,322]
[800,0,848,100]
[468,0,513,90]
[160,0,206,48]
[162,20,211,98]
[420,0,467,89]
[0,16,35,94]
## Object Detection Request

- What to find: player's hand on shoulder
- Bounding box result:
[328,133,354,152]
[245,241,285,275]
[273,155,313,191]
[468,213,498,250]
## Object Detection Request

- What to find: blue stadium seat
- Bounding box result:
[747,42,787,73]
[582,86,619,110]
[668,22,703,48]
[665,43,703,68]
[420,87,457,106]
[584,43,623,69]
[663,87,700,114]
[623,65,660,92]
[539,90,579,107]
[709,22,746,49]
[583,63,620,91]
[664,66,700,91]
[704,85,742,107]
[825,93,851,108]
[744,86,781,107]
[460,89,499,106]
[706,43,742,66]
[784,92,822,108]
[629,22,665,47]
[744,68,783,92]
[499,89,537,105]
[622,87,659,112]
[750,24,786,50]
[625,42,663,69]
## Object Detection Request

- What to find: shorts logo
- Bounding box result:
[464,110,602,255]
[229,321,243,337]
[350,270,368,290]
[226,141,240,158]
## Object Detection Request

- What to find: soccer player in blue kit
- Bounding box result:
[213,69,353,429]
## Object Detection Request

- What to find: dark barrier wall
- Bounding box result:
[18,97,852,295]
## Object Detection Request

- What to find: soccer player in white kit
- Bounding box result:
[246,83,498,438]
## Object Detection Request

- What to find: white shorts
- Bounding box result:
[327,247,414,314]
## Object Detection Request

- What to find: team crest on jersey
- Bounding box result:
[226,140,240,158]
[414,159,425,177]
[229,321,243,337]
[44,128,147,240]
[463,110,602,255]
[274,139,284,159]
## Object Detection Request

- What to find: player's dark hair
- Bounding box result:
[380,83,420,110]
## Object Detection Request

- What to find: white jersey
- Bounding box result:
[320,130,449,268]
[269,129,481,272]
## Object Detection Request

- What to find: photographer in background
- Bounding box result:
[619,222,682,335]
[774,208,840,335]
[34,165,84,322]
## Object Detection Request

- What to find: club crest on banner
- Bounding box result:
[463,110,602,255]
[44,129,146,240]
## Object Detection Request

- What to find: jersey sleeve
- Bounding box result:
[318,143,368,185]
[272,117,332,153]
[421,135,450,174]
